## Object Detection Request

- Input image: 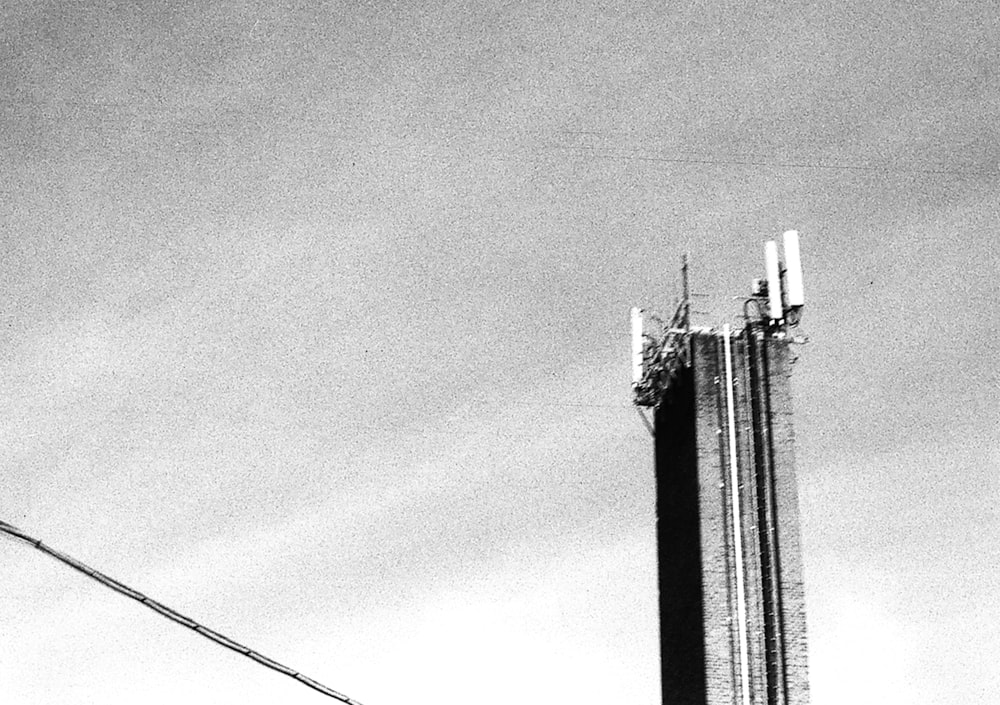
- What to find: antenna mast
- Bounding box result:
[682,253,690,332]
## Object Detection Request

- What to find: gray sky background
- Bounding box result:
[2,1,998,703]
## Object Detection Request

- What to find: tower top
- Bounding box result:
[631,233,806,408]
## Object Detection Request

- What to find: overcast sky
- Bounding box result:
[2,1,998,704]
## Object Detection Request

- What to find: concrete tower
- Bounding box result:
[633,234,810,705]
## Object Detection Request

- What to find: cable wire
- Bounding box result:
[0,519,365,705]
[5,98,995,178]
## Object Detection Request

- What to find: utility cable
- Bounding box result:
[0,519,365,705]
[4,98,994,178]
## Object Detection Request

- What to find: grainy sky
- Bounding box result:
[2,1,998,703]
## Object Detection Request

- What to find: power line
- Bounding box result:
[4,99,994,178]
[0,520,365,705]
[544,144,997,178]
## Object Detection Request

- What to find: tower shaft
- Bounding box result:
[654,329,809,705]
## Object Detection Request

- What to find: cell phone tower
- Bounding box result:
[631,231,809,705]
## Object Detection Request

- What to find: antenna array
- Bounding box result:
[631,230,806,409]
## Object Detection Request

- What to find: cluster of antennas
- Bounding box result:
[751,230,805,327]
[630,231,805,408]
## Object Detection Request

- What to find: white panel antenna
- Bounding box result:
[631,307,644,385]
[783,230,804,307]
[764,240,782,320]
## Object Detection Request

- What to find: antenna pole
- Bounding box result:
[682,254,690,332]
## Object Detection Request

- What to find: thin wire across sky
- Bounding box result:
[0,520,365,705]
